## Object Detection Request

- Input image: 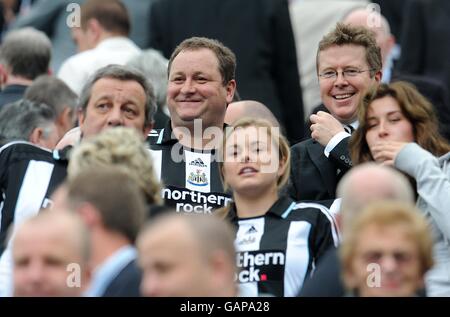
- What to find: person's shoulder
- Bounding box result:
[146,128,166,146]
[290,138,316,158]
[0,141,58,167]
[0,140,52,156]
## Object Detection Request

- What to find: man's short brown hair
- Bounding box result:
[316,22,382,77]
[168,37,236,86]
[81,0,130,36]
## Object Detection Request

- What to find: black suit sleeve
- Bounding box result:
[149,0,170,58]
[396,0,426,75]
[271,0,305,144]
[284,141,301,201]
[328,136,352,171]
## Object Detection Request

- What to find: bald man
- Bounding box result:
[225,100,280,127]
[343,8,395,81]
[12,211,91,297]
[137,214,237,297]
[299,163,415,297]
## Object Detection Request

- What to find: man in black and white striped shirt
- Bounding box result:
[147,37,237,214]
[0,64,157,296]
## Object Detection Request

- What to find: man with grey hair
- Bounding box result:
[0,64,157,296]
[299,163,415,296]
[24,75,78,143]
[0,99,59,149]
[127,48,170,129]
[0,27,51,107]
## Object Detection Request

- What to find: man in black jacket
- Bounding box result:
[286,23,382,201]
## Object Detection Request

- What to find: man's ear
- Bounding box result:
[0,64,9,87]
[143,122,154,139]
[225,80,237,104]
[29,127,44,145]
[87,18,102,44]
[58,107,76,132]
[77,202,102,228]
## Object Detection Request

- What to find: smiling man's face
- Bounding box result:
[167,48,235,130]
[318,44,381,124]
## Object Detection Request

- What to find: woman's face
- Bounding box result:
[365,96,415,158]
[222,126,285,196]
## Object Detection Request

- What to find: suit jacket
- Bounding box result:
[298,247,345,297]
[0,84,27,108]
[149,0,305,144]
[286,137,352,201]
[102,259,142,297]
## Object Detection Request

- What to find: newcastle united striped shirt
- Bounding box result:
[0,141,68,296]
[147,121,232,214]
[227,196,339,297]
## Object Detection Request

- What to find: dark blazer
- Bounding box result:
[0,84,27,108]
[286,137,352,201]
[298,247,344,297]
[395,0,450,107]
[149,0,305,144]
[102,259,142,297]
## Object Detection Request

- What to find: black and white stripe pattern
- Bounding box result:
[0,141,68,296]
[229,196,338,297]
[147,124,232,214]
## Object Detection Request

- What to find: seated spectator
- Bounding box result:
[0,27,51,107]
[0,64,156,296]
[24,75,78,142]
[0,99,59,149]
[299,162,415,297]
[218,118,338,297]
[12,210,91,297]
[137,214,237,297]
[58,0,141,95]
[340,201,433,297]
[350,81,450,296]
[147,37,236,213]
[52,167,147,297]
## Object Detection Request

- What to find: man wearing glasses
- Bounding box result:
[286,23,382,201]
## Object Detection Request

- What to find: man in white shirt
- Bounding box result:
[58,0,141,95]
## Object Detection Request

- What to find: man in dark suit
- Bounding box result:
[52,167,146,297]
[149,0,305,144]
[286,23,382,201]
[307,8,450,143]
[343,8,450,142]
